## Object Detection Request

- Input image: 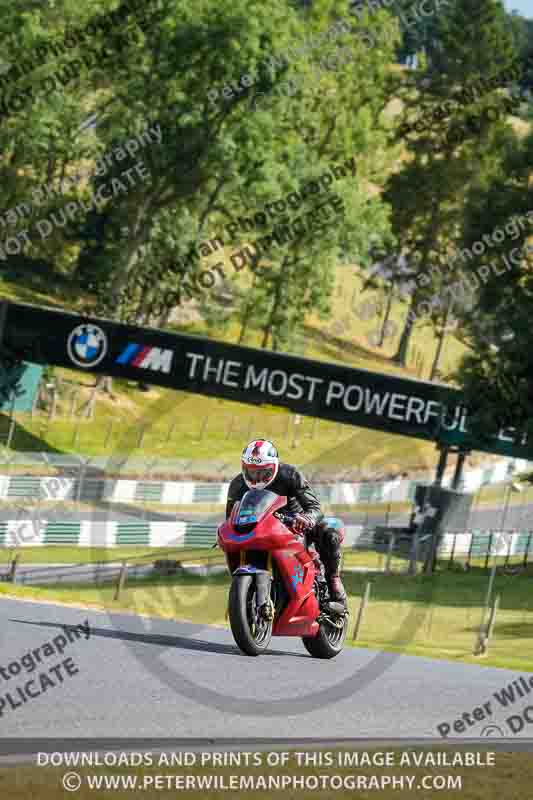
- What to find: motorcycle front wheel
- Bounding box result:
[229,574,273,656]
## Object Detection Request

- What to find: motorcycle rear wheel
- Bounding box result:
[229,574,273,656]
[302,614,347,659]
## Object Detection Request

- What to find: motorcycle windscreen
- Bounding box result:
[236,489,281,526]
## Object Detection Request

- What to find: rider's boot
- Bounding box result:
[329,575,347,608]
[322,548,347,609]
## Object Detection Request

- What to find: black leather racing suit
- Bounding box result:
[225,463,344,581]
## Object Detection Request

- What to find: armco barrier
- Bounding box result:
[5,522,365,549]
[3,515,530,566]
[0,519,362,549]
[0,519,190,548]
[0,454,527,507]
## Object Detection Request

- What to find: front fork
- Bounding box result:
[255,572,273,618]
[225,552,274,621]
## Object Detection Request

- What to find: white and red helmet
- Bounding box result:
[241,439,279,490]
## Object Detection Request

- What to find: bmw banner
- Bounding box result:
[1,300,531,459]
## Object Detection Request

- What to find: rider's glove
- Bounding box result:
[292,513,314,534]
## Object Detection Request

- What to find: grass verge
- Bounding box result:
[0,546,211,565]
[0,546,390,567]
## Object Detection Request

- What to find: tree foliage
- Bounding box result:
[383,0,519,366]
[454,131,533,444]
[2,0,396,349]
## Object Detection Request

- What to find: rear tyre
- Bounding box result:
[229,574,273,656]
[302,614,347,659]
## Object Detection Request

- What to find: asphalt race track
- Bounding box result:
[0,597,530,740]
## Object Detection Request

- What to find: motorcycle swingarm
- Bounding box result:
[232,567,272,608]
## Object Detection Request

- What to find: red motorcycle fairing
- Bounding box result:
[217,494,320,638]
[271,545,320,638]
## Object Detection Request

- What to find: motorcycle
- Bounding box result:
[217,488,348,658]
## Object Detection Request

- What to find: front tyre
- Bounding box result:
[302,614,347,659]
[229,574,273,656]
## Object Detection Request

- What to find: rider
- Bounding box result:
[225,439,347,607]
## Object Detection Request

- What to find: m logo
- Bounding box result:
[116,343,174,374]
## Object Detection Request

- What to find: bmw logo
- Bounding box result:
[67,324,108,369]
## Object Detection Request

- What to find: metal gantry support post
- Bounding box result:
[0,301,20,449]
[425,446,470,574]
[452,449,469,491]
[0,301,8,351]
[434,444,449,487]
[423,444,449,575]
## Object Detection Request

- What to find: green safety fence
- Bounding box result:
[192,484,223,504]
[6,476,42,498]
[134,482,164,503]
[44,522,81,545]
[184,522,218,548]
[116,523,151,546]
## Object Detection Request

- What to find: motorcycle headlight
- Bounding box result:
[234,523,256,535]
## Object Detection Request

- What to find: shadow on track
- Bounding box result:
[8,618,309,658]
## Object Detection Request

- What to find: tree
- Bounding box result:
[359,251,412,349]
[429,298,454,381]
[8,0,399,352]
[453,130,533,446]
[384,0,518,366]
